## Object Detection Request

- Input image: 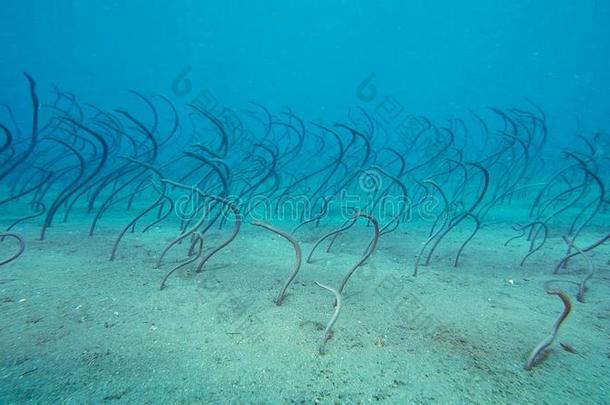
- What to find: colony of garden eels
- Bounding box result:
[1,73,608,370]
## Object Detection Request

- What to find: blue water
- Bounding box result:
[1,1,609,404]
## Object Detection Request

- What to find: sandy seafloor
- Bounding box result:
[0,204,608,404]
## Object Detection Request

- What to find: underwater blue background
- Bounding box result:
[1,0,609,140]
